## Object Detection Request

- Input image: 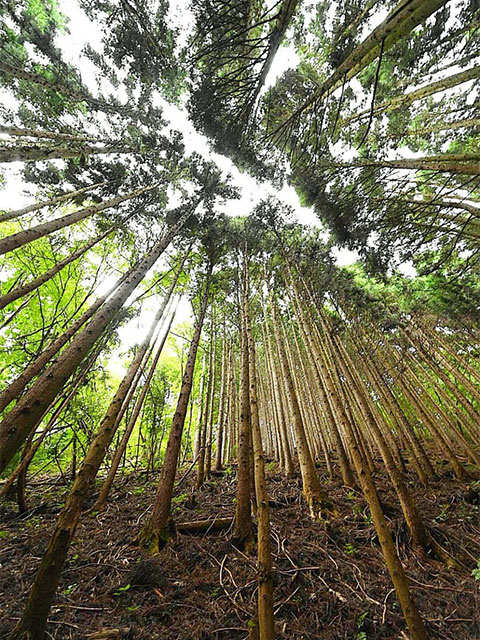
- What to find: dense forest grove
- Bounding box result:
[0,0,480,639]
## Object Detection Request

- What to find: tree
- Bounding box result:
[138,260,213,551]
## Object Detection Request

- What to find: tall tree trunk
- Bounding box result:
[205,326,217,477]
[0,184,156,255]
[337,401,428,640]
[0,181,108,224]
[215,328,228,470]
[138,264,213,552]
[232,253,254,550]
[196,326,214,490]
[193,354,207,460]
[245,283,275,640]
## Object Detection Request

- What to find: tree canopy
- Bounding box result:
[0,2,479,640]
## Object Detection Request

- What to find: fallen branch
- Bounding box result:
[85,628,131,639]
[176,516,233,534]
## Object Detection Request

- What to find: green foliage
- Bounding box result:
[344,542,356,555]
[435,505,449,522]
[472,561,480,582]
[113,583,131,596]
[61,584,77,596]
[356,610,369,639]
[172,492,188,504]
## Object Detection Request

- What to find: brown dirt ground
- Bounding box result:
[1,462,479,639]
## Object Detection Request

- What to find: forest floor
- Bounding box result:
[1,461,480,640]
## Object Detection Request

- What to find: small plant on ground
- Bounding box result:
[472,560,480,581]
[113,583,131,596]
[356,611,368,639]
[344,542,356,555]
[435,505,449,522]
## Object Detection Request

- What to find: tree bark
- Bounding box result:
[196,325,214,490]
[245,284,275,640]
[138,264,213,552]
[215,329,228,470]
[232,265,254,550]
[0,184,156,255]
[0,181,107,224]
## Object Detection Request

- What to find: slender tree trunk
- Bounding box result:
[245,286,275,640]
[205,327,217,477]
[193,355,207,460]
[0,222,120,310]
[0,181,108,224]
[232,253,254,550]
[196,327,214,490]
[215,328,228,470]
[0,184,156,255]
[138,265,213,552]
[339,407,428,640]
